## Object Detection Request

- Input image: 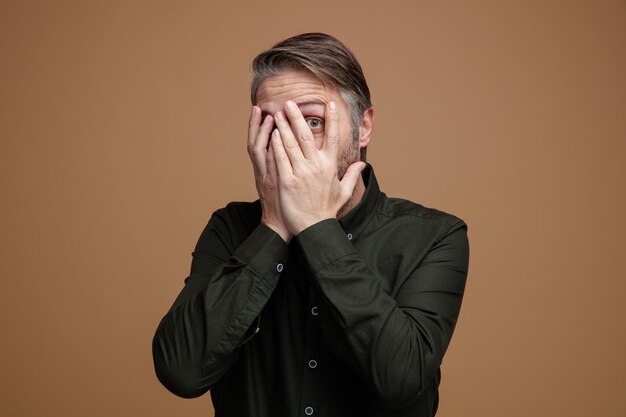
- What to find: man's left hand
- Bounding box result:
[269,100,366,235]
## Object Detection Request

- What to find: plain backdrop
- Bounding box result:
[1,1,625,416]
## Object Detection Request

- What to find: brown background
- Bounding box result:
[1,1,625,416]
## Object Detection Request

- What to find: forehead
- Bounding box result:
[255,70,342,112]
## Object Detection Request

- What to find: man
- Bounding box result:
[153,33,469,417]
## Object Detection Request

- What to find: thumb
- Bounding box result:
[339,161,366,197]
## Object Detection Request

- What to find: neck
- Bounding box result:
[337,174,366,219]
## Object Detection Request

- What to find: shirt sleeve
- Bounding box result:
[152,209,288,398]
[292,218,469,409]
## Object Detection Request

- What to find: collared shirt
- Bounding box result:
[153,165,469,417]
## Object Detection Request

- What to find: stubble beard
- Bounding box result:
[336,138,360,180]
[336,138,361,218]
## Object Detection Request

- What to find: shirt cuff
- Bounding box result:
[232,223,289,280]
[292,219,358,274]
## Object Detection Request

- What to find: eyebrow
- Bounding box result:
[261,101,326,119]
[296,100,326,108]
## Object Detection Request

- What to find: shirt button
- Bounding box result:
[276,263,283,272]
[308,359,317,368]
[305,406,314,416]
[347,233,353,240]
[311,306,318,316]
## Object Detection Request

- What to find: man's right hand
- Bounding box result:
[247,106,293,243]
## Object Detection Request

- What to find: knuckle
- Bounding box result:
[249,146,263,157]
[298,131,313,142]
[284,139,299,148]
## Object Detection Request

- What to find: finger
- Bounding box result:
[270,128,294,178]
[284,100,317,159]
[322,101,339,156]
[266,139,278,181]
[250,114,274,176]
[274,110,304,166]
[247,106,261,149]
[256,114,274,151]
[339,161,366,200]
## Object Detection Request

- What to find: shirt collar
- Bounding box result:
[338,163,382,239]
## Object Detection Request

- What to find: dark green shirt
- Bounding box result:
[153,165,469,416]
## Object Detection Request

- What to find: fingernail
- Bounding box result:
[329,101,337,112]
[264,114,272,123]
[275,111,284,121]
[285,100,297,111]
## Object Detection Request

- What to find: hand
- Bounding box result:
[247,106,292,242]
[270,100,366,235]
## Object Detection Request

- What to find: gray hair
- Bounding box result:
[251,33,372,161]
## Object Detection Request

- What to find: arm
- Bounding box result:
[152,212,288,398]
[269,100,469,406]
[153,106,291,398]
[294,218,469,408]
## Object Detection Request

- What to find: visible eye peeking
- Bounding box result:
[306,118,323,130]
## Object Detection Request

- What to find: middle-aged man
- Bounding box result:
[153,33,470,417]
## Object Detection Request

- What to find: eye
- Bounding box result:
[306,118,323,130]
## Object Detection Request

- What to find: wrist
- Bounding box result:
[262,219,292,243]
[291,214,335,236]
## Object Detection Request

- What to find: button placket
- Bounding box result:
[299,285,321,417]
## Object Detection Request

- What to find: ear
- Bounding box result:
[358,108,374,149]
